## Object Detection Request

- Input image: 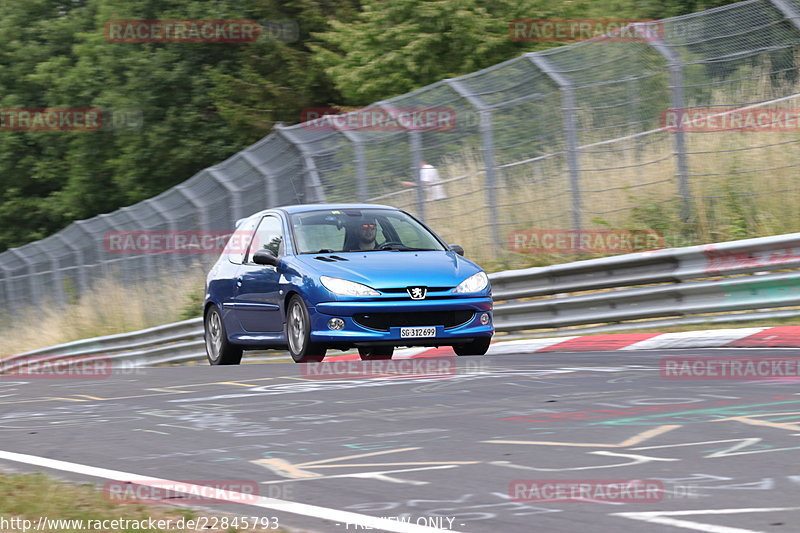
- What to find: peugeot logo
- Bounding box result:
[407,286,427,300]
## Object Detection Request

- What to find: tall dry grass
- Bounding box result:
[0,266,206,356]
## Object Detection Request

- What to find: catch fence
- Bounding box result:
[1,0,800,316]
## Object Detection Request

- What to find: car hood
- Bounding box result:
[293,250,481,289]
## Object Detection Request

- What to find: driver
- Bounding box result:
[355,216,379,250]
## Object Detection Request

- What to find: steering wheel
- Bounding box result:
[377,241,405,250]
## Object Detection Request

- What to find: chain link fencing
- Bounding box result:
[1,0,800,320]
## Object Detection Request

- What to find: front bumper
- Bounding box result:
[309,297,493,346]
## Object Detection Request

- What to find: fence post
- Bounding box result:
[7,248,39,308]
[325,115,368,202]
[58,230,89,298]
[770,0,800,30]
[175,185,209,271]
[147,197,184,276]
[526,53,583,234]
[0,260,12,323]
[648,32,692,225]
[374,103,426,219]
[45,240,69,307]
[176,184,207,229]
[445,78,501,251]
[207,167,244,223]
[274,125,327,204]
[408,130,425,220]
[73,219,110,291]
[240,151,278,208]
[0,259,9,325]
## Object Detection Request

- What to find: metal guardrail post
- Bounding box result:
[770,0,800,30]
[526,53,583,234]
[446,79,501,251]
[274,125,327,204]
[648,29,692,225]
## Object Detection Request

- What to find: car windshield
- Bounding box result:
[290,209,446,253]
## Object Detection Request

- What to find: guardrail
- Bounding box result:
[4,232,800,369]
[492,232,800,334]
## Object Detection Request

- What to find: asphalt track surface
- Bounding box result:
[1,348,800,533]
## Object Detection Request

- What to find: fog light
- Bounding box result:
[328,318,345,330]
[480,313,490,325]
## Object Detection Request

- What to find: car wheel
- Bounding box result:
[453,337,491,356]
[205,305,243,365]
[286,295,326,363]
[358,346,394,360]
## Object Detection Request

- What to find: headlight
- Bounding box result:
[453,271,489,293]
[320,276,380,296]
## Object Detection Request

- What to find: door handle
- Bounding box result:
[236,276,243,287]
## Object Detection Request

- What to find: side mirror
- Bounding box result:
[252,249,279,266]
[449,244,465,256]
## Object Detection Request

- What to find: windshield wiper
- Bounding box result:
[374,245,439,252]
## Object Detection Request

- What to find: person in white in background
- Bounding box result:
[401,161,447,201]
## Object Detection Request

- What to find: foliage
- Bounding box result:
[0,0,357,250]
[0,0,744,251]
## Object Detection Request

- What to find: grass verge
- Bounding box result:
[0,472,286,532]
[0,266,207,357]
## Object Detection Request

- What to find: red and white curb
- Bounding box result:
[322,326,800,360]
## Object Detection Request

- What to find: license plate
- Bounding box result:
[400,327,436,338]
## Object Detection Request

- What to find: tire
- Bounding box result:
[286,295,326,363]
[205,305,243,365]
[453,337,491,356]
[358,346,394,360]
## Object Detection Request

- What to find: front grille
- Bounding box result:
[353,311,474,331]
[380,287,452,294]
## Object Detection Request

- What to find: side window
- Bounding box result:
[225,217,259,265]
[247,215,284,263]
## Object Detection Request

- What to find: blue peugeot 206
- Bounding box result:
[203,204,493,364]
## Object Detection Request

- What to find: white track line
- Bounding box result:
[613,507,800,533]
[0,450,460,533]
